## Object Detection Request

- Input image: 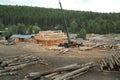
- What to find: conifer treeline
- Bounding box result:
[0,5,120,34]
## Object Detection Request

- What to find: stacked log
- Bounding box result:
[0,54,47,76]
[97,43,120,50]
[24,62,95,80]
[99,53,120,71]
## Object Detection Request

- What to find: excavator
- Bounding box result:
[58,0,83,48]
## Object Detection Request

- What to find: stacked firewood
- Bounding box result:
[0,55,47,77]
[24,62,95,80]
[98,53,120,71]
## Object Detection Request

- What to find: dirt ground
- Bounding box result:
[0,42,120,80]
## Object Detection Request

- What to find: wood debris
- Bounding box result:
[48,46,64,50]
[59,48,69,54]
[0,54,48,76]
[24,62,95,80]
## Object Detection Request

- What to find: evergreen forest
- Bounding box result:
[0,5,120,36]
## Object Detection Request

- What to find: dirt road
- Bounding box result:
[0,42,120,80]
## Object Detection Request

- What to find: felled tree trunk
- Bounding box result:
[5,61,37,71]
[54,65,92,80]
[26,63,78,79]
[25,62,94,80]
[0,71,17,76]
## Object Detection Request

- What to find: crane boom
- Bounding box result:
[58,0,71,44]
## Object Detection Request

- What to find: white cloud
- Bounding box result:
[0,0,120,13]
[10,0,24,2]
[59,0,120,13]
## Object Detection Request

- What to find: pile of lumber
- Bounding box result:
[0,55,47,77]
[34,30,67,46]
[98,53,120,71]
[24,62,95,80]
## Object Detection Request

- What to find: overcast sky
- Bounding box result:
[0,0,120,13]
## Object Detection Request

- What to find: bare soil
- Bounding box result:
[0,42,120,80]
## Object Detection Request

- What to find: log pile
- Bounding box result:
[98,53,120,71]
[0,55,47,77]
[24,62,95,80]
[97,43,119,50]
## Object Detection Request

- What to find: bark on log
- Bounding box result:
[59,49,69,54]
[8,57,40,67]
[102,59,107,67]
[40,63,78,76]
[45,72,60,78]
[0,71,17,76]
[25,72,41,80]
[5,61,37,71]
[110,56,115,66]
[41,62,94,76]
[114,55,120,64]
[112,55,120,66]
[99,62,103,71]
[49,72,66,80]
[26,63,78,79]
[0,69,9,73]
[108,57,114,70]
[65,70,88,80]
[1,58,19,67]
[54,65,92,80]
[25,62,94,80]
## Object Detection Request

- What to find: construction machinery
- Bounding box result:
[58,0,71,43]
[58,0,83,48]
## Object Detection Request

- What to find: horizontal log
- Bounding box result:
[5,61,38,71]
[49,72,66,80]
[0,71,17,76]
[59,49,69,54]
[54,65,92,80]
[0,69,9,73]
[25,72,41,80]
[26,63,78,79]
[1,58,19,67]
[45,72,60,78]
[65,70,88,80]
[40,63,79,76]
[26,62,94,80]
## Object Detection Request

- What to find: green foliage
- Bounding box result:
[69,20,78,33]
[54,24,63,30]
[0,22,5,31]
[32,25,41,34]
[0,5,120,34]
[27,25,41,34]
[77,28,87,40]
[17,23,26,34]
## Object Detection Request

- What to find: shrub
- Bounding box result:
[77,28,87,39]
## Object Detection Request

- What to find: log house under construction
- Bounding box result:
[34,30,67,46]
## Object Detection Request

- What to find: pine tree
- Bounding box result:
[77,28,87,40]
